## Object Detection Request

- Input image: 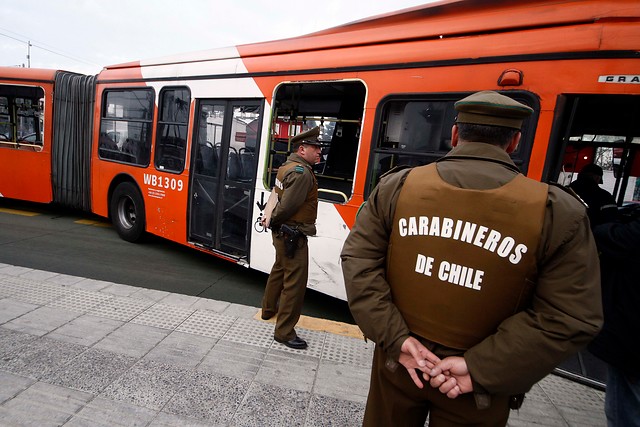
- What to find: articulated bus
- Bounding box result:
[1,0,639,305]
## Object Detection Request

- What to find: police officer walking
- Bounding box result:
[341,91,603,426]
[261,126,324,350]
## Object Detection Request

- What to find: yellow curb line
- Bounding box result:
[75,219,111,227]
[255,309,363,339]
[0,207,40,217]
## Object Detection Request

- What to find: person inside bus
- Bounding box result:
[260,126,324,350]
[588,206,640,426]
[569,163,618,227]
[341,91,603,426]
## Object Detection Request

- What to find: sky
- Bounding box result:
[1,0,433,75]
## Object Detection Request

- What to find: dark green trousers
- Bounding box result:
[363,345,510,427]
[262,231,308,341]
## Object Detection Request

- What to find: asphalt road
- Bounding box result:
[0,198,354,324]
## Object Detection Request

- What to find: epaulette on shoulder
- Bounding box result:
[379,165,413,180]
[294,165,305,174]
[548,181,588,207]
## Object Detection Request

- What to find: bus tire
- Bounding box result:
[110,182,146,243]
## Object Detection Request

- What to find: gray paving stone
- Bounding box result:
[2,305,80,336]
[0,265,33,276]
[555,404,606,426]
[158,293,200,308]
[0,265,609,427]
[163,370,250,425]
[98,282,139,297]
[0,298,37,324]
[93,322,170,358]
[198,339,267,380]
[47,314,123,346]
[507,397,567,426]
[18,269,61,282]
[0,371,35,404]
[255,349,319,393]
[70,277,114,292]
[539,375,605,411]
[231,382,310,427]
[321,333,374,368]
[222,303,260,319]
[47,288,113,313]
[143,331,216,368]
[0,327,38,358]
[190,297,231,313]
[11,281,69,305]
[0,381,93,426]
[313,360,370,403]
[306,394,365,427]
[0,337,87,380]
[46,348,138,394]
[88,295,154,322]
[101,359,188,410]
[149,412,214,427]
[43,273,86,286]
[222,317,276,348]
[64,396,157,427]
[175,309,235,339]
[129,287,170,302]
[130,303,194,330]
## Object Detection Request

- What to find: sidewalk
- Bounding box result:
[0,263,606,426]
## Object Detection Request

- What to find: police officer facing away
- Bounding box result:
[569,163,618,227]
[261,126,324,350]
[341,91,603,426]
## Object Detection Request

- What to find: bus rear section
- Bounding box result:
[0,68,95,210]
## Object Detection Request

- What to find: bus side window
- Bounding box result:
[268,81,367,204]
[368,92,537,196]
[155,87,190,173]
[0,86,45,151]
[99,89,154,166]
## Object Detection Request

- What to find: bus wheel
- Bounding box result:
[110,182,146,242]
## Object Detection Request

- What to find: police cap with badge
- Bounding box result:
[291,126,327,148]
[455,91,533,129]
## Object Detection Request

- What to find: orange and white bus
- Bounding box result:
[1,0,639,302]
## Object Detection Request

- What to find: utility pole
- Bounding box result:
[27,41,31,68]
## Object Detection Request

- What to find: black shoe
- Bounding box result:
[261,310,276,320]
[275,336,308,350]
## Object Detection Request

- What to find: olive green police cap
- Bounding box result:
[455,91,533,130]
[291,126,327,147]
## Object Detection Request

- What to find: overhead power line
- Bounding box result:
[0,28,101,67]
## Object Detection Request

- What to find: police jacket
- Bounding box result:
[569,177,618,227]
[341,142,603,395]
[271,153,318,236]
[588,215,640,377]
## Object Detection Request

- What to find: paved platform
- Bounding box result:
[0,263,606,426]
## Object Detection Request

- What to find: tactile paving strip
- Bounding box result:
[271,328,325,358]
[130,303,195,330]
[538,374,605,410]
[0,276,54,299]
[321,333,374,367]
[0,277,31,298]
[88,296,154,322]
[11,283,70,305]
[176,310,236,338]
[222,317,275,348]
[46,289,113,313]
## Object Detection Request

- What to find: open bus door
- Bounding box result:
[546,94,640,389]
[188,100,262,261]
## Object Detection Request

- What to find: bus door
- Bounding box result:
[546,94,640,205]
[188,100,262,260]
[545,93,640,390]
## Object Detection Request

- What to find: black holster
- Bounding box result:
[279,224,303,258]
